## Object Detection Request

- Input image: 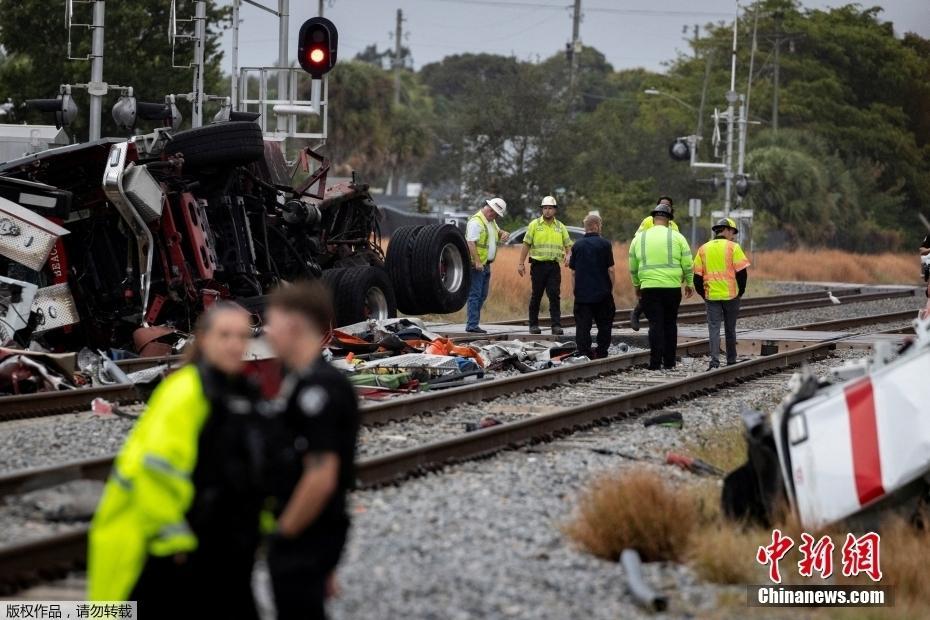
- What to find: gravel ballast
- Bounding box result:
[330,350,866,620]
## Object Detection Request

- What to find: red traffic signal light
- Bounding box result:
[298,17,338,78]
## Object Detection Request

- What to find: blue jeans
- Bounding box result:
[466,264,492,330]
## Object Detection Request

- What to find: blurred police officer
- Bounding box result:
[263,281,360,620]
[517,195,573,335]
[693,217,750,370]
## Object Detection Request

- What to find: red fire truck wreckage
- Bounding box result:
[0,122,470,355]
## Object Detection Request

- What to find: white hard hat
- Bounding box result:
[540,195,557,207]
[485,197,507,217]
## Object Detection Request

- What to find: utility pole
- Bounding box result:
[192,0,206,128]
[692,24,699,59]
[772,11,782,134]
[393,8,404,106]
[318,0,325,17]
[723,15,738,218]
[568,0,581,102]
[88,0,105,140]
[231,0,240,110]
[275,0,289,132]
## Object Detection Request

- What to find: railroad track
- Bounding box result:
[490,287,870,327]
[0,356,181,423]
[0,339,837,592]
[0,307,913,500]
[0,290,914,422]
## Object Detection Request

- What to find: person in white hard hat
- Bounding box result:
[517,196,573,335]
[464,197,511,333]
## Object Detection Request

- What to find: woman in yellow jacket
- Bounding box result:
[88,303,262,618]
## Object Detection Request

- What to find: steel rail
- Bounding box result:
[787,309,917,332]
[355,341,837,487]
[671,290,914,327]
[0,340,836,592]
[0,357,181,422]
[360,338,712,425]
[0,456,114,499]
[489,288,865,327]
[0,291,912,422]
[0,529,86,594]
[0,306,916,500]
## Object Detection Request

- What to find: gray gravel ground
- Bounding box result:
[329,350,866,620]
[0,408,140,472]
[358,355,711,458]
[734,294,922,331]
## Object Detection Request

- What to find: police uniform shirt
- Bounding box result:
[268,356,360,563]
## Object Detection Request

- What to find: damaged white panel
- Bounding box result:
[0,196,70,271]
[777,344,930,528]
[0,275,38,344]
[31,282,80,333]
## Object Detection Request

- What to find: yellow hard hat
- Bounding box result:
[712,217,738,233]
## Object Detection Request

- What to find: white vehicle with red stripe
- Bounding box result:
[772,319,930,529]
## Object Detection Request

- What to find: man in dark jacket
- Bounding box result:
[263,281,360,620]
[569,213,616,358]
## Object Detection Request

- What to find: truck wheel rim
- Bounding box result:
[365,286,389,320]
[439,243,464,293]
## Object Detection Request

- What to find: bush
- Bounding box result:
[564,468,697,562]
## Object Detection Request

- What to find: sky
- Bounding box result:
[216,0,930,75]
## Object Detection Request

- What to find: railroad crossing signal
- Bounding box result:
[298,17,339,78]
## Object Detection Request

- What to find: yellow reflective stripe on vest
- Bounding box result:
[639,227,676,270]
[526,217,567,261]
[469,211,498,262]
[696,239,744,300]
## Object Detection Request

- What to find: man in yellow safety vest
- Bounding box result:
[628,203,694,370]
[517,195,573,335]
[629,196,679,331]
[465,197,510,333]
[693,217,750,370]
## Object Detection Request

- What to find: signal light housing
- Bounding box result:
[298,17,338,78]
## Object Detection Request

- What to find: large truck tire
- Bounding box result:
[333,266,397,326]
[165,121,265,169]
[384,225,426,315]
[410,224,471,314]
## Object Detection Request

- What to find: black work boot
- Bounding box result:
[551,325,564,336]
[528,325,542,335]
[630,304,642,331]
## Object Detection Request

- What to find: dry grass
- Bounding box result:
[685,425,749,475]
[406,241,918,323]
[563,468,698,562]
[750,249,916,285]
[566,419,930,616]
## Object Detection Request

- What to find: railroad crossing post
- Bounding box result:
[191,0,206,127]
[88,0,105,141]
[688,198,701,249]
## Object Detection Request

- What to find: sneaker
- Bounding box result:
[465,327,487,334]
[528,325,542,335]
[551,326,564,336]
[630,306,642,331]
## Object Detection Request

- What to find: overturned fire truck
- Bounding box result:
[0,122,470,353]
[0,6,472,355]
